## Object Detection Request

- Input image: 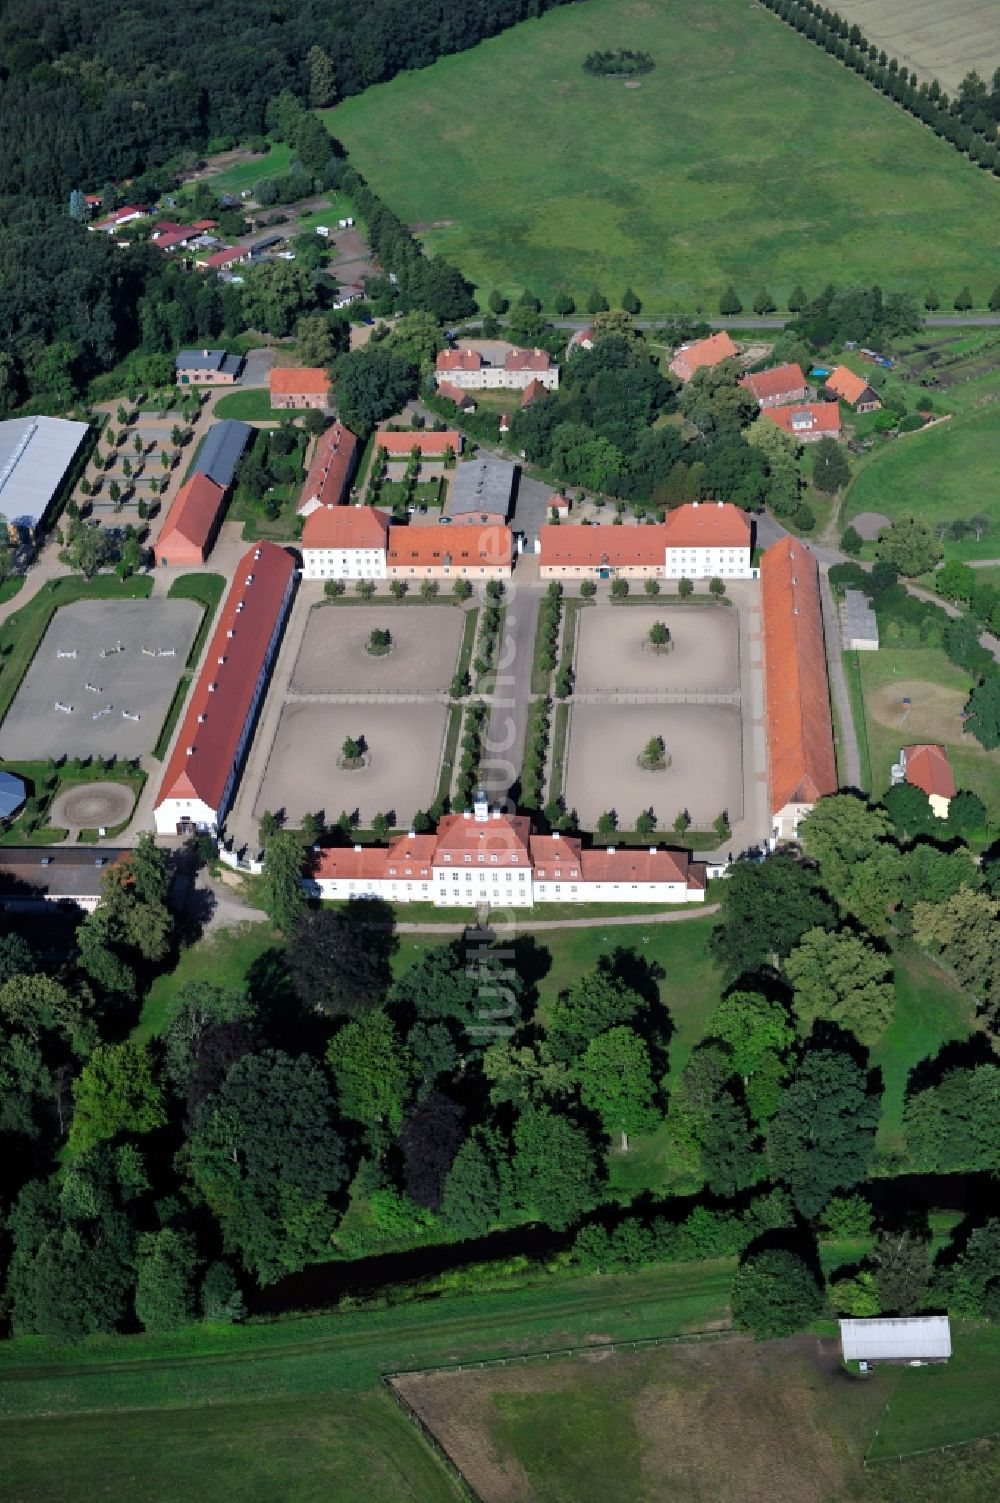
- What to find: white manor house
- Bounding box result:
[305,793,707,907]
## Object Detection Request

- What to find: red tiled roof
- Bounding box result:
[670,331,738,378]
[297,422,358,513]
[549,493,571,511]
[540,505,749,567]
[269,366,330,396]
[505,347,551,372]
[312,832,437,883]
[376,430,461,457]
[762,403,840,438]
[825,365,868,405]
[437,381,475,407]
[153,229,194,252]
[903,744,956,801]
[301,506,390,550]
[528,835,584,879]
[436,348,482,372]
[662,501,750,548]
[580,847,696,885]
[520,378,547,407]
[433,812,531,863]
[154,474,226,560]
[387,524,512,567]
[191,219,218,231]
[739,363,806,402]
[540,522,667,569]
[155,543,295,815]
[760,537,837,814]
[201,247,243,269]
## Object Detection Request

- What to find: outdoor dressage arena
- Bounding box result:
[254,701,448,826]
[291,605,465,694]
[48,781,136,832]
[563,703,745,831]
[0,600,200,760]
[573,605,739,693]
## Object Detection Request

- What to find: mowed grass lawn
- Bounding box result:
[326,0,1000,310]
[845,405,1000,562]
[854,645,1000,823]
[868,1325,1000,1460]
[0,1392,461,1503]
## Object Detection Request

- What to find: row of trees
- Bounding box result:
[760,2,1000,175]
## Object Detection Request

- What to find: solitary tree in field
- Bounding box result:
[554,291,575,317]
[719,286,742,316]
[954,285,974,311]
[812,436,849,494]
[924,287,941,311]
[587,287,609,315]
[621,287,641,315]
[752,288,776,315]
[786,284,807,312]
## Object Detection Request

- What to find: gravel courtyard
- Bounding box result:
[0,600,201,760]
[291,605,465,694]
[574,605,739,694]
[254,701,448,827]
[563,703,745,832]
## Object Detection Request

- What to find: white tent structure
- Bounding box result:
[0,416,89,538]
[840,1316,952,1364]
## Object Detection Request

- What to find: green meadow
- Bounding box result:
[327,0,1000,312]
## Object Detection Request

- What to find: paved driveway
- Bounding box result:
[511,472,553,547]
[241,348,275,388]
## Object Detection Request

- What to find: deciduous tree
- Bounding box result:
[766,1049,878,1216]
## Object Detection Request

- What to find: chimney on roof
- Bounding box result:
[607,845,616,853]
[692,500,699,508]
[553,831,561,840]
[186,747,194,756]
[208,682,216,693]
[649,846,657,855]
[354,844,362,852]
[717,499,723,507]
[203,349,209,357]
[474,789,490,822]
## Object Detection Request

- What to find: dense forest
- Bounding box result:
[0,0,579,197]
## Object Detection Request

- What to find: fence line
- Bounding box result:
[381,1376,486,1503]
[384,1325,730,1383]
[864,1428,1000,1469]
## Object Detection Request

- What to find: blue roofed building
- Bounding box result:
[175,349,244,385]
[191,420,253,491]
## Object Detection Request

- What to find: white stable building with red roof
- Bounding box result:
[435,345,559,392]
[539,502,752,581]
[305,793,707,907]
[300,505,391,580]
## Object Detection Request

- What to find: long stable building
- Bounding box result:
[760,537,837,841]
[539,502,752,581]
[153,543,295,835]
[306,794,707,907]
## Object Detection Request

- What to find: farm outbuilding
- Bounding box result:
[840,1316,952,1364]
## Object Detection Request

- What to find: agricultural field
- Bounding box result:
[327,0,1000,312]
[833,1,1000,94]
[396,1327,1000,1502]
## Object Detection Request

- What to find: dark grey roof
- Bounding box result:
[0,771,26,818]
[220,353,243,377]
[0,846,127,901]
[176,350,227,373]
[447,458,516,518]
[192,420,253,489]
